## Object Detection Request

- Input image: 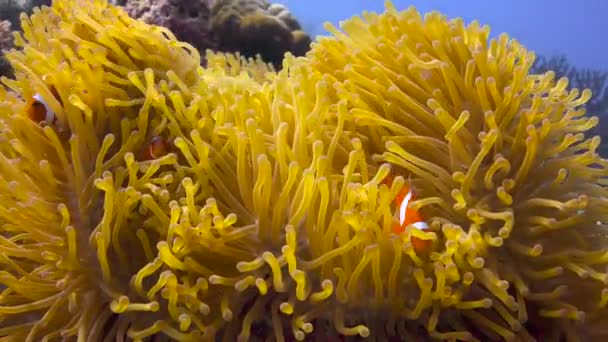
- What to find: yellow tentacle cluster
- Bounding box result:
[308,3,608,340]
[0,0,606,341]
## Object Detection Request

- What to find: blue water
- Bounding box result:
[282,0,607,72]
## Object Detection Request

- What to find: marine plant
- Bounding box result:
[0,0,607,341]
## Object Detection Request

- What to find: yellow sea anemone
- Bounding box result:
[308,2,608,340]
[0,0,607,341]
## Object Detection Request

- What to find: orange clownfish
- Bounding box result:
[141,136,169,160]
[384,175,432,253]
[25,87,62,125]
[26,93,56,124]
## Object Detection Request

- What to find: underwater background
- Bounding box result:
[0,0,607,341]
[2,0,607,154]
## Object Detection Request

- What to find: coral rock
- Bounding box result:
[211,0,311,68]
[0,19,12,51]
[0,19,14,77]
[124,0,214,60]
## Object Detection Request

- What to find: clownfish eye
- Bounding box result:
[26,94,55,124]
[147,136,169,160]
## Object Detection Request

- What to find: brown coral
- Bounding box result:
[0,20,12,51]
[124,0,215,60]
[211,0,311,68]
[122,0,311,68]
[0,19,14,77]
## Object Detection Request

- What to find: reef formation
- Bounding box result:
[210,0,311,68]
[1,0,311,77]
[0,19,13,77]
[123,0,214,59]
[0,0,607,341]
[0,0,54,77]
[124,0,311,68]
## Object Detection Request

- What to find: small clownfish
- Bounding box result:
[383,175,432,253]
[26,93,56,124]
[142,136,169,160]
[25,87,63,125]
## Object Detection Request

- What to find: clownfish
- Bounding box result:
[142,136,169,160]
[384,175,432,253]
[25,87,62,125]
[26,93,56,124]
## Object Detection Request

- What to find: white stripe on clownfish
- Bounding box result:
[32,93,55,123]
[397,184,429,230]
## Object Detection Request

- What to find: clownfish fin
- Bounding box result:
[411,221,429,230]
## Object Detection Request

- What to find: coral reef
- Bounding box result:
[0,20,13,77]
[0,20,12,51]
[0,0,53,77]
[124,0,215,59]
[0,0,52,27]
[0,0,26,29]
[123,0,311,68]
[0,0,607,341]
[210,0,311,68]
[0,0,22,78]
